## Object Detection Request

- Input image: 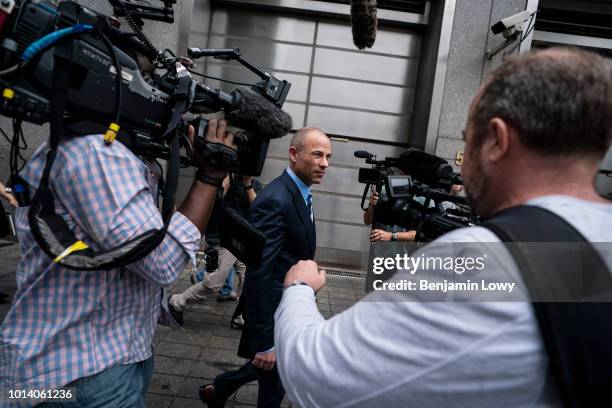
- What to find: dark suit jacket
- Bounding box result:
[238,170,316,358]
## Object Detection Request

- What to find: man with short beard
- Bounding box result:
[272,48,612,407]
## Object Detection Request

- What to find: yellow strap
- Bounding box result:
[103,122,120,144]
[53,240,89,263]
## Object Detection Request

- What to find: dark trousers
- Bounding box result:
[0,211,10,237]
[213,361,285,408]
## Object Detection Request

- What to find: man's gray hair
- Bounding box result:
[474,47,612,156]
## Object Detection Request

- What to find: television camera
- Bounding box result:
[355,149,399,209]
[0,0,293,270]
[356,148,478,241]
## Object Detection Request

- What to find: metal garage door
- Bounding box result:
[187,2,423,269]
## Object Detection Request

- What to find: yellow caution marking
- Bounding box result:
[3,88,15,99]
[104,122,120,144]
[53,240,89,263]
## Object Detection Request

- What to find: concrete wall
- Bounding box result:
[434,0,528,166]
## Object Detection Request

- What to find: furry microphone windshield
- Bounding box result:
[226,87,293,139]
[351,0,377,49]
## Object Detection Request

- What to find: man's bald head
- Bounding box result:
[290,128,328,151]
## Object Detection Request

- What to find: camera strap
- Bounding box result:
[361,183,371,211]
[483,205,612,407]
[27,40,174,270]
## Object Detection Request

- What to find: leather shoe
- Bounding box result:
[217,291,237,302]
[199,384,224,407]
[230,315,244,329]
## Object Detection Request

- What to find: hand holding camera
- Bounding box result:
[368,191,379,207]
[191,119,237,187]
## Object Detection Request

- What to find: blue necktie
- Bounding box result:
[307,193,313,222]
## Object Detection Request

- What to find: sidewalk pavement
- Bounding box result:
[0,243,365,407]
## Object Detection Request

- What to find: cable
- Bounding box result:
[0,126,11,144]
[520,11,538,42]
[9,121,21,176]
[505,11,538,56]
[0,63,23,77]
[14,120,27,149]
[186,69,255,87]
[11,119,28,173]
[119,2,161,62]
[520,15,537,42]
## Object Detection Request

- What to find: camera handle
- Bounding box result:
[360,183,371,211]
[361,182,384,231]
[370,181,386,230]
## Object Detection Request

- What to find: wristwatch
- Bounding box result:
[285,279,310,289]
[391,232,398,241]
[243,184,254,190]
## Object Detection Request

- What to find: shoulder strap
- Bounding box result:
[483,205,612,407]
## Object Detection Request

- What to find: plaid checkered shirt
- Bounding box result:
[0,135,200,399]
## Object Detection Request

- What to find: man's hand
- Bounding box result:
[205,119,235,147]
[368,191,379,207]
[284,260,326,293]
[178,119,236,233]
[370,229,392,242]
[192,119,236,180]
[252,350,276,371]
[8,195,18,208]
[3,193,18,208]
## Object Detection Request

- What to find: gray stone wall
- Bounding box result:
[434,0,528,166]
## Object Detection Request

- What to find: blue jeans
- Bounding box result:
[39,356,154,407]
[196,266,235,296]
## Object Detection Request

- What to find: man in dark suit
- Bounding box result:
[199,127,332,407]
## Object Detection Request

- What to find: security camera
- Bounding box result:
[486,10,534,59]
[491,10,532,35]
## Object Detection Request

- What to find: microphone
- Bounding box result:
[226,87,293,140]
[398,149,462,186]
[187,47,240,59]
[350,0,377,50]
[354,150,373,159]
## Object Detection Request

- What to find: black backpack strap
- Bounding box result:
[483,205,612,407]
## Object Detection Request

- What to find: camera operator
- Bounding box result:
[0,44,235,407]
[273,47,612,407]
[364,190,416,243]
